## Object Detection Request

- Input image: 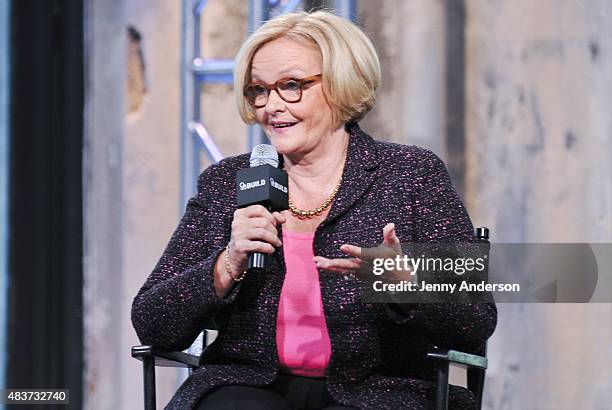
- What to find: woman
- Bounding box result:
[132,10,496,410]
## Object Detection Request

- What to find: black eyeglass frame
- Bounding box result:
[244,74,322,108]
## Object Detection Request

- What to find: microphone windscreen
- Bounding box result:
[250,144,279,168]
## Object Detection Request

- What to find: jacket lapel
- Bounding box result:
[320,123,381,229]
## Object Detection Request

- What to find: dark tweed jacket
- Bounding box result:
[131,123,497,409]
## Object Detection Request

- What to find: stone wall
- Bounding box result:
[464,1,612,408]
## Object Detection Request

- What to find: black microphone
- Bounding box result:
[236,144,289,273]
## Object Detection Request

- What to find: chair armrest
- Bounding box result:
[426,346,488,369]
[131,345,200,369]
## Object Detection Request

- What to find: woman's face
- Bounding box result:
[250,37,336,156]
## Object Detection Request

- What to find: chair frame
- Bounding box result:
[426,345,488,410]
[131,345,199,410]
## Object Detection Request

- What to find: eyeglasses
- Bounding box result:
[244,74,322,108]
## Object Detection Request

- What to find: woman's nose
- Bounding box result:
[264,89,286,114]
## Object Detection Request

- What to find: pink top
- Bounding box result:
[276,228,332,377]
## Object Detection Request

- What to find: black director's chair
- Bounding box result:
[132,227,491,410]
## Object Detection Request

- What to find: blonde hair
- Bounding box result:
[234,10,381,125]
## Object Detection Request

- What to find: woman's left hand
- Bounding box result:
[313,223,405,278]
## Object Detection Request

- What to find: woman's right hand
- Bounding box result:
[226,205,286,275]
[214,205,286,298]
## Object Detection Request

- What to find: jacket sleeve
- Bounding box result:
[386,149,497,352]
[131,162,241,351]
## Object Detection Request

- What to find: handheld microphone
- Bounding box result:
[236,144,289,272]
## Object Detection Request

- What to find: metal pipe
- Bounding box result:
[280,0,302,15]
[249,0,267,33]
[193,58,234,84]
[194,0,208,16]
[332,0,357,21]
[189,121,224,163]
[191,1,203,196]
[180,0,193,208]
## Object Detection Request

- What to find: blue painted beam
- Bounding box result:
[280,0,302,15]
[193,0,208,16]
[192,58,234,84]
[189,121,224,163]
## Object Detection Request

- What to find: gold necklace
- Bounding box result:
[288,180,341,219]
